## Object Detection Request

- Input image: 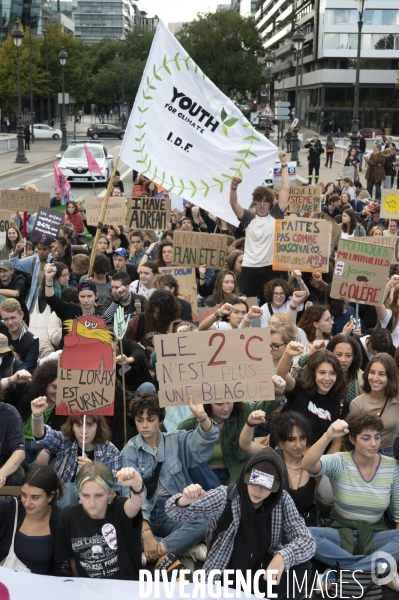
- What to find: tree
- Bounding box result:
[177,11,264,95]
[0,27,47,109]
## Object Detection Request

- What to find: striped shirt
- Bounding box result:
[314,452,399,522]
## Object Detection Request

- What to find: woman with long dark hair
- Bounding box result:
[349,353,399,457]
[204,269,239,307]
[0,465,62,574]
[277,343,346,447]
[335,209,365,245]
[296,304,334,346]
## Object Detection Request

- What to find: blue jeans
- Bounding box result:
[379,446,394,457]
[25,439,56,468]
[309,526,399,569]
[149,496,207,556]
[359,152,364,170]
[58,482,79,509]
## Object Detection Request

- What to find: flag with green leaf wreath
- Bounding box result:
[120,21,277,226]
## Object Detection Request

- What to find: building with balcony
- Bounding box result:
[231,0,257,20]
[256,0,399,135]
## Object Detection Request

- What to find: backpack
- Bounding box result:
[210,483,238,547]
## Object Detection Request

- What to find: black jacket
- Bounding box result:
[304,139,324,158]
[0,323,39,374]
[0,498,60,575]
[0,351,26,379]
[359,136,366,153]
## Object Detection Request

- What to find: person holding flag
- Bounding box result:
[52,159,71,205]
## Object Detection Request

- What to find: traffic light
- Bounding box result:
[252,99,258,110]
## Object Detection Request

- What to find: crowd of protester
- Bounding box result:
[0,149,399,598]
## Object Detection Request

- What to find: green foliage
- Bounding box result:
[177,11,264,95]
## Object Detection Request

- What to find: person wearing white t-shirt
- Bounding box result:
[230,149,289,305]
[130,261,158,300]
[260,269,309,327]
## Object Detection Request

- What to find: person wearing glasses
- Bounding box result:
[260,270,309,327]
[229,149,289,305]
[277,342,346,450]
[30,398,121,508]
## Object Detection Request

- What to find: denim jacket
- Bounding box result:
[121,422,218,521]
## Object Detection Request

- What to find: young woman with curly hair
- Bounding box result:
[260,271,309,327]
[31,398,121,508]
[277,343,346,448]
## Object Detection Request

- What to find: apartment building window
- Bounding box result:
[363,9,396,26]
[326,9,398,26]
[324,33,399,50]
[325,9,357,25]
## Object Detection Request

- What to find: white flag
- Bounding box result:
[120,21,277,226]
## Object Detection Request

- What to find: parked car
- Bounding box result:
[33,124,62,140]
[86,124,125,139]
[359,128,385,138]
[56,140,114,184]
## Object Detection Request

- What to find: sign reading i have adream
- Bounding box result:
[172,231,227,269]
[154,328,274,407]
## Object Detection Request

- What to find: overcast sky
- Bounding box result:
[140,0,221,24]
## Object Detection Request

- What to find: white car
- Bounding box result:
[56,140,114,184]
[33,124,62,140]
[264,160,297,188]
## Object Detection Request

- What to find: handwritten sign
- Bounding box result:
[127,196,171,230]
[159,266,198,321]
[30,206,63,245]
[353,235,399,265]
[114,305,128,340]
[172,231,227,269]
[380,190,399,219]
[154,328,274,407]
[331,238,393,305]
[287,185,320,213]
[56,316,115,415]
[272,218,331,272]
[85,196,125,227]
[0,190,50,212]
[0,211,12,233]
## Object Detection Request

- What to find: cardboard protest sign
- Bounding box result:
[272,218,331,272]
[353,235,399,265]
[154,328,274,406]
[380,190,399,220]
[342,166,354,179]
[30,206,63,245]
[0,190,50,212]
[287,185,320,213]
[159,266,198,321]
[172,231,227,269]
[313,211,341,244]
[56,316,115,415]
[331,238,393,305]
[0,211,13,250]
[127,196,171,230]
[85,196,125,227]
[119,21,277,227]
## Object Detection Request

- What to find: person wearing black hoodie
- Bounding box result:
[165,448,315,599]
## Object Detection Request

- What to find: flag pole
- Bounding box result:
[88,157,120,278]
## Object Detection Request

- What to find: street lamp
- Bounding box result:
[11,20,28,164]
[291,27,305,165]
[350,0,367,152]
[43,29,51,127]
[263,52,275,140]
[58,46,68,151]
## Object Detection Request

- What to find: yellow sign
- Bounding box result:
[380,190,399,219]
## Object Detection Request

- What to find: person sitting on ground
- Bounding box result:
[153,274,193,322]
[121,393,219,566]
[38,261,70,314]
[130,262,158,299]
[10,243,52,313]
[355,328,394,371]
[165,448,316,599]
[50,236,73,270]
[198,299,261,331]
[102,271,146,325]
[0,465,62,574]
[0,259,26,304]
[55,462,144,580]
[0,298,38,373]
[260,272,309,327]
[240,410,320,527]
[296,304,334,347]
[0,226,23,260]
[129,231,154,267]
[125,290,181,367]
[203,269,239,308]
[302,412,399,594]
[62,202,86,243]
[31,398,121,508]
[0,384,27,484]
[108,247,138,283]
[79,254,111,311]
